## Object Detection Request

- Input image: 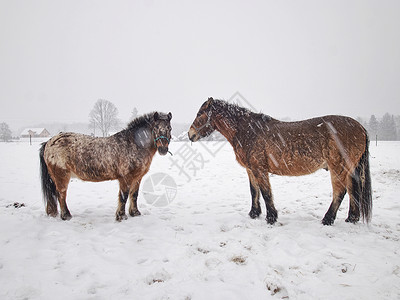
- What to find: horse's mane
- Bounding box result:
[212,99,272,122]
[126,112,155,131]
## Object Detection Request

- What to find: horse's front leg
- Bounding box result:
[255,171,278,225]
[116,180,129,221]
[129,179,142,217]
[247,169,261,219]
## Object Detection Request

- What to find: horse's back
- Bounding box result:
[274,115,367,152]
[255,115,367,176]
[275,115,364,133]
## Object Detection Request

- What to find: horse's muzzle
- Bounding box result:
[157,146,169,156]
[188,127,199,142]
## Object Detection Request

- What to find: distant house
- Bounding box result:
[21,128,51,138]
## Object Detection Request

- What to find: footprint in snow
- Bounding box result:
[231,255,247,265]
[145,270,171,285]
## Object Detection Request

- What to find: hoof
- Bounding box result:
[46,206,58,218]
[129,209,141,217]
[47,211,58,218]
[345,215,359,224]
[266,210,278,225]
[322,217,334,226]
[61,212,72,221]
[249,209,261,219]
[266,215,277,225]
[116,212,128,222]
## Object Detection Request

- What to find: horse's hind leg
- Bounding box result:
[322,167,347,225]
[116,180,129,221]
[58,189,72,220]
[49,166,72,220]
[247,169,261,219]
[129,179,142,217]
[345,174,360,223]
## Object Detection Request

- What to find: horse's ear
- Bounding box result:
[154,112,159,121]
[167,112,172,120]
[204,97,214,109]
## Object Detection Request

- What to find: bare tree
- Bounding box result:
[89,99,119,137]
[0,122,12,142]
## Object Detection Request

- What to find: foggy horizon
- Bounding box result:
[1,1,399,131]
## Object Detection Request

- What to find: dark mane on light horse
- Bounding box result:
[39,111,172,221]
[189,97,372,226]
[125,111,171,131]
[126,112,155,130]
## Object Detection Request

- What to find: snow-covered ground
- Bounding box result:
[0,140,399,299]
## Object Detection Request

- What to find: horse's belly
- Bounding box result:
[70,172,105,182]
[268,155,326,176]
[73,173,115,182]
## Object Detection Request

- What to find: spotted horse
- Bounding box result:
[40,112,172,221]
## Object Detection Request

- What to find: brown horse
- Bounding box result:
[40,112,172,221]
[188,98,372,225]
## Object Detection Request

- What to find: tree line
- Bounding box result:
[357,113,400,141]
[1,102,400,141]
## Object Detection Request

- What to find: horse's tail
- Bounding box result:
[39,142,58,215]
[351,133,372,223]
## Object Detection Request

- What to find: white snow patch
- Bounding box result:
[0,140,399,299]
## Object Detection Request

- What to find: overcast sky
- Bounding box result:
[1,0,399,130]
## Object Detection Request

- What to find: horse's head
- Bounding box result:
[152,112,172,155]
[188,97,215,142]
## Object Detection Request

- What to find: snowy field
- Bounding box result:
[0,139,399,300]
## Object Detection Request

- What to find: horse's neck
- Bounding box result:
[214,113,238,145]
[215,112,263,146]
[124,125,157,152]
